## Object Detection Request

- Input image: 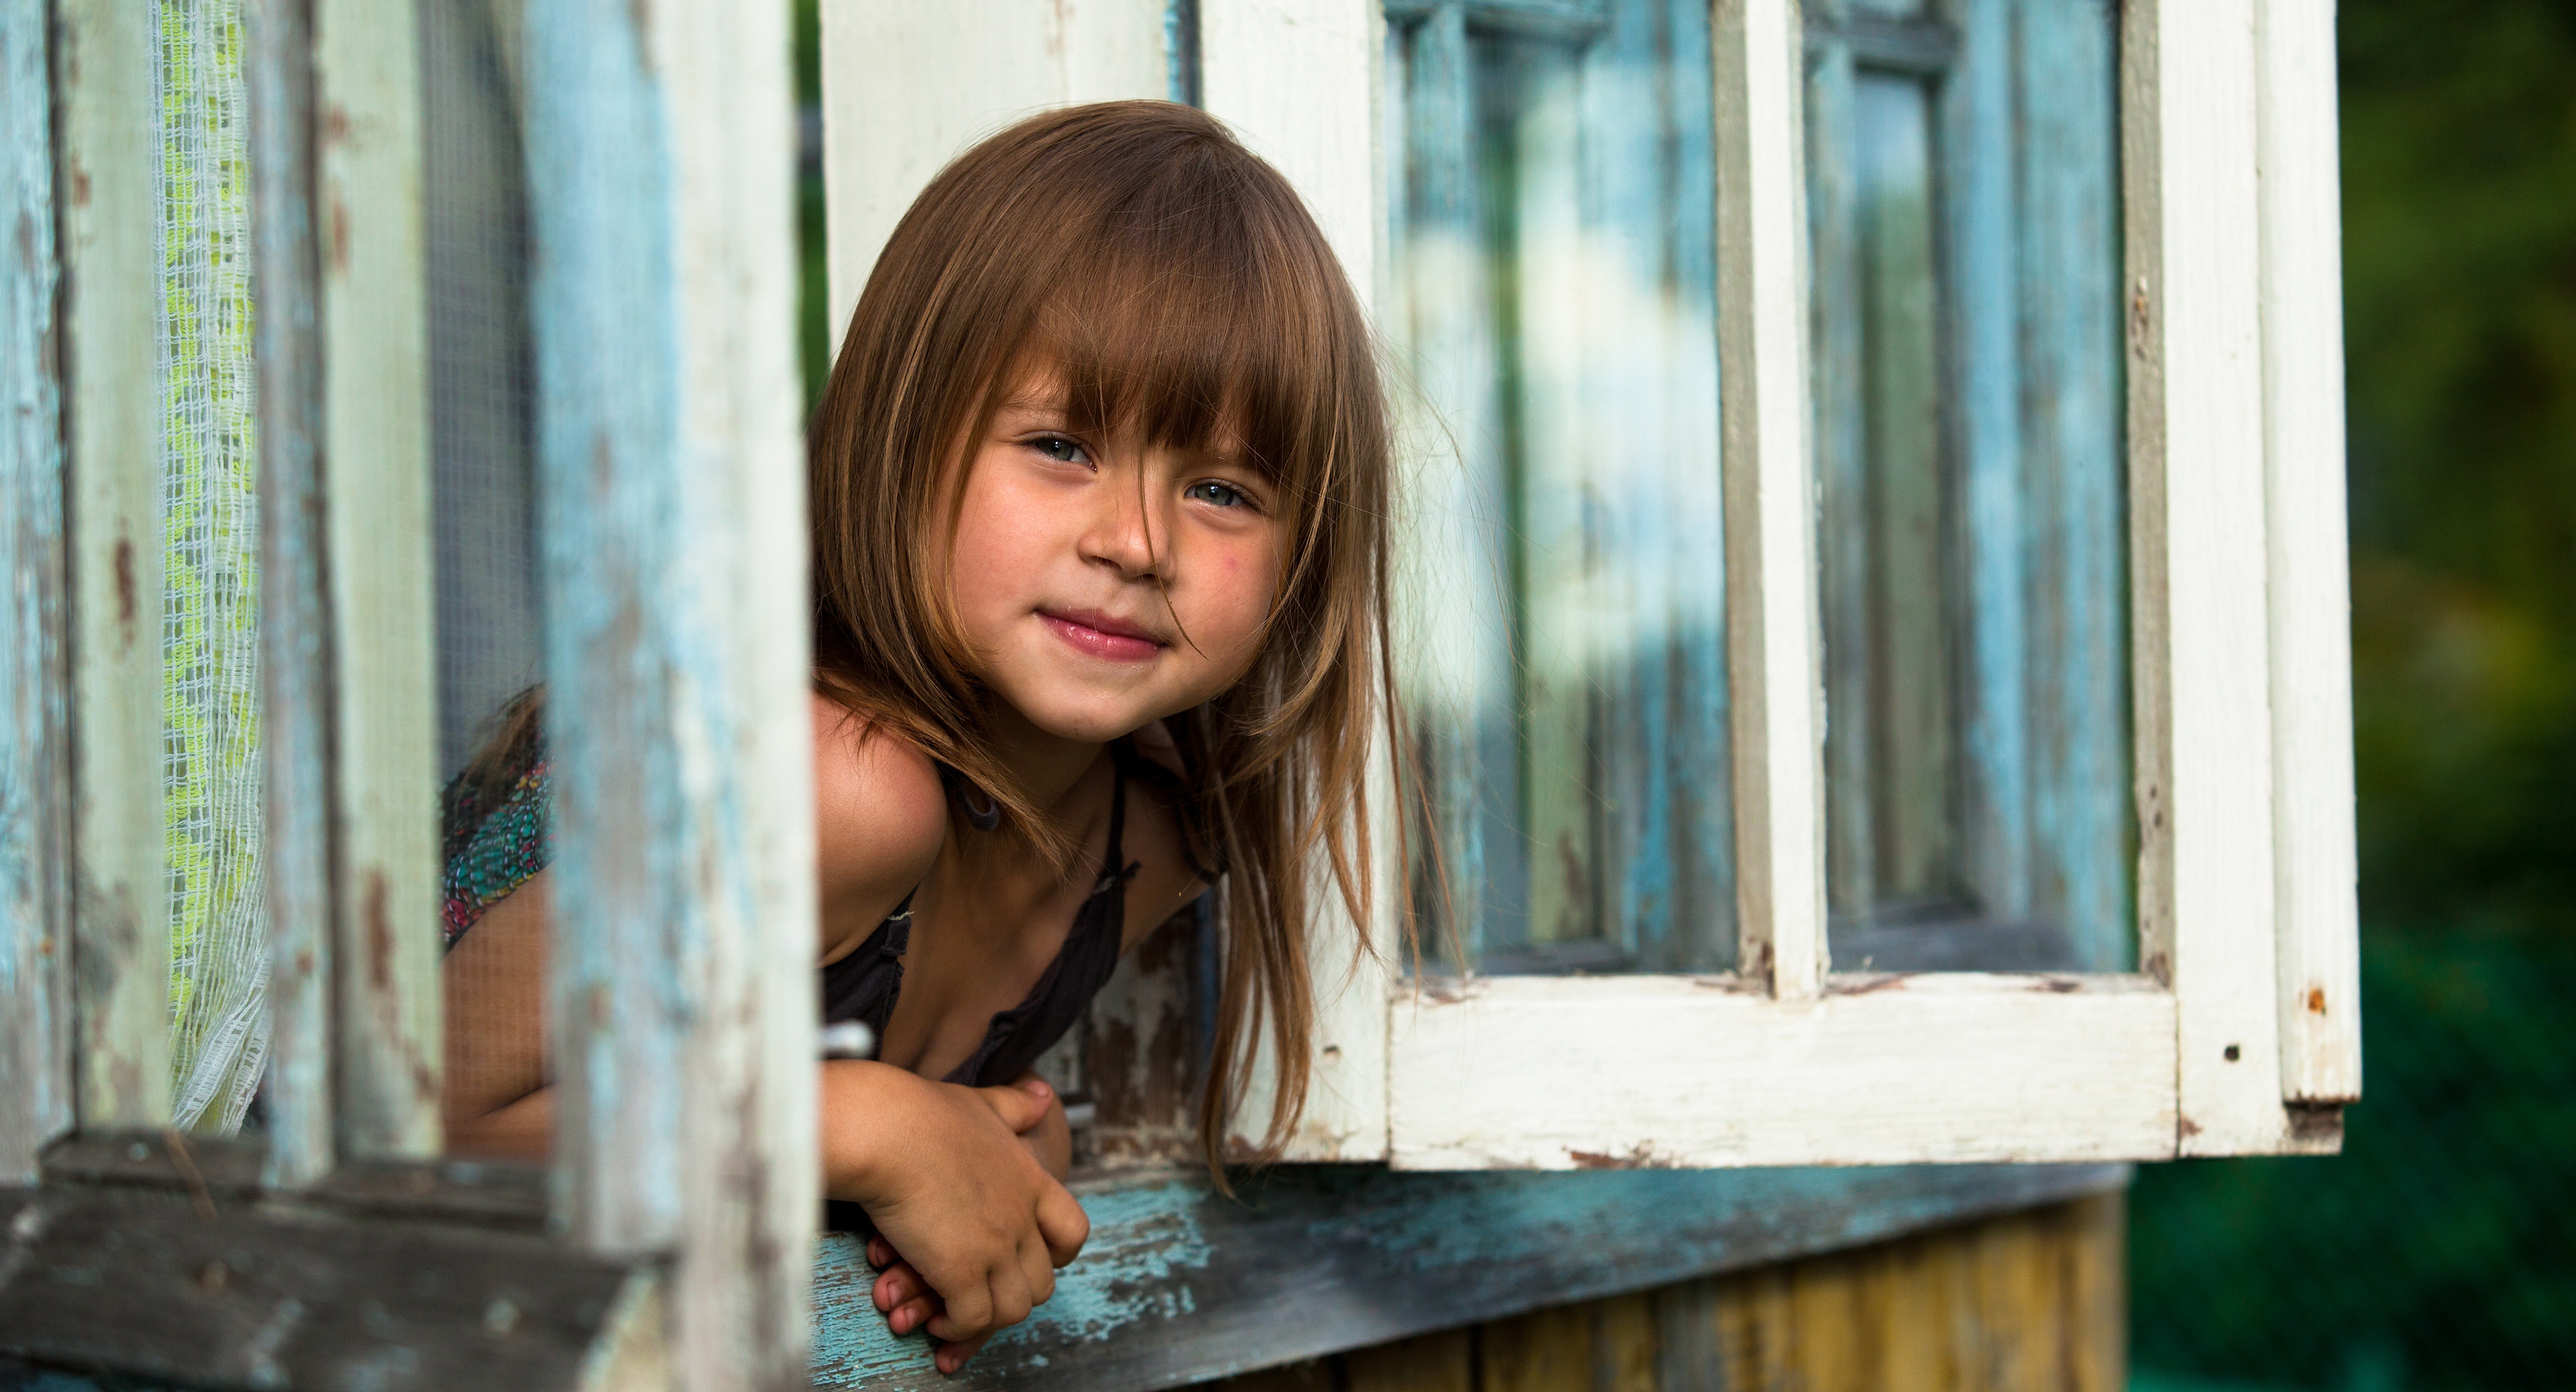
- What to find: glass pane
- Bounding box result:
[1806,1,2132,973]
[1387,0,1733,976]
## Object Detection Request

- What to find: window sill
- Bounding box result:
[812,1160,2130,1390]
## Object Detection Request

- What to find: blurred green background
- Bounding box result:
[2127,2,2576,1389]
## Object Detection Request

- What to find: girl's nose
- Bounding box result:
[1080,477,1163,580]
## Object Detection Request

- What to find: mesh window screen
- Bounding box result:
[156,0,268,1135]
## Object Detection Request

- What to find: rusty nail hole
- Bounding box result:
[197,1261,230,1295]
[2224,1044,2241,1063]
[1321,1045,1342,1061]
[2306,986,2328,1016]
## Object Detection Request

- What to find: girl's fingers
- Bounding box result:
[935,1333,993,1376]
[867,1236,893,1268]
[1036,1186,1091,1266]
[888,1293,939,1336]
[926,1274,996,1342]
[872,1260,924,1312]
[1020,1232,1057,1309]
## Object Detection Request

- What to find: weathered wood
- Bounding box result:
[1344,1328,1472,1392]
[317,0,442,1160]
[2120,0,2324,1157]
[2255,0,2361,1107]
[0,1183,646,1392]
[0,0,76,1186]
[41,1129,549,1230]
[57,0,172,1133]
[818,0,1167,336]
[523,0,818,1383]
[1638,1193,2125,1392]
[245,0,339,1191]
[1200,0,1392,1161]
[1389,973,2174,1168]
[1483,1303,1591,1392]
[809,1160,2124,1390]
[1713,0,1827,1000]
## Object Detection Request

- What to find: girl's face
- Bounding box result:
[944,363,1287,745]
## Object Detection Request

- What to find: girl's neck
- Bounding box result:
[984,704,1112,837]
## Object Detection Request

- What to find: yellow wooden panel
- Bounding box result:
[1346,1328,1474,1392]
[1485,1304,1596,1392]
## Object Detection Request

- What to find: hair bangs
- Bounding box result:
[1028,153,1353,504]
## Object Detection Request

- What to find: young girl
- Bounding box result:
[438,101,1397,1372]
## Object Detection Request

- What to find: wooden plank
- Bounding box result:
[1200,0,1391,1161]
[40,1130,550,1230]
[2255,0,2361,1106]
[0,1183,645,1392]
[1483,1303,1591,1392]
[317,0,441,1161]
[1388,974,2174,1167]
[523,0,818,1384]
[1591,1292,1657,1392]
[808,1159,2124,1391]
[246,0,341,1192]
[818,0,1167,335]
[56,0,171,1133]
[1713,0,1827,999]
[2120,0,2314,1156]
[0,0,76,1185]
[1344,1328,1472,1392]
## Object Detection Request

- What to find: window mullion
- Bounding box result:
[2121,0,2313,1155]
[527,0,818,1379]
[58,0,172,1134]
[1713,0,1827,1000]
[246,0,340,1190]
[2255,0,2361,1107]
[0,0,76,1183]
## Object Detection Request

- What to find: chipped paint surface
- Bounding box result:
[808,1162,2126,1391]
[810,1180,1214,1385]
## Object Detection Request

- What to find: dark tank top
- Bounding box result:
[441,727,1142,1089]
[818,745,1140,1088]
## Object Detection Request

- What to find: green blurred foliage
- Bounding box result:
[2338,0,2576,943]
[2133,1,2576,1387]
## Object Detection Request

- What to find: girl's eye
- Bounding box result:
[1185,480,1250,509]
[1029,435,1091,465]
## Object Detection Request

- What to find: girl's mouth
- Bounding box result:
[1039,609,1167,663]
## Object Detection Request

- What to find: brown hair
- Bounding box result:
[807,101,1398,1171]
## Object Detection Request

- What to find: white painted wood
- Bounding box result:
[58,0,172,1130]
[1712,0,1827,1000]
[1204,0,1391,1160]
[0,0,76,1183]
[315,0,441,1160]
[1201,0,1382,315]
[527,0,818,1383]
[2256,0,2361,1107]
[1389,973,2176,1168]
[819,0,1169,337]
[2121,0,2309,1155]
[246,0,341,1191]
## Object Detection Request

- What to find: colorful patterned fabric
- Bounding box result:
[441,739,553,946]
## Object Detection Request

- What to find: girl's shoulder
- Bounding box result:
[811,692,949,916]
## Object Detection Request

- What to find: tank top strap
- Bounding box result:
[1102,740,1141,888]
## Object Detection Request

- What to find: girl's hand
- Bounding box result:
[822,1063,1090,1358]
[868,1072,1073,1373]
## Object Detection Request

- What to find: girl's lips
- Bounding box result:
[1040,610,1165,663]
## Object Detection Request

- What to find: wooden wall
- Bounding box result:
[1198,1195,2123,1392]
